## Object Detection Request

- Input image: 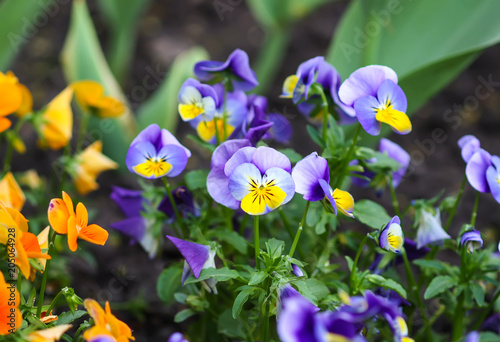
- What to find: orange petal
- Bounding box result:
[26,324,72,342]
[47,199,70,234]
[0,172,26,211]
[16,83,33,117]
[83,299,107,326]
[75,202,89,229]
[6,207,28,232]
[0,73,23,116]
[16,239,31,279]
[21,231,41,253]
[95,96,126,118]
[71,80,104,110]
[67,216,78,252]
[39,87,73,150]
[62,191,75,217]
[79,224,109,246]
[0,117,11,133]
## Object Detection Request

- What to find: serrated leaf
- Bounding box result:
[232,288,254,319]
[56,310,87,325]
[183,267,240,285]
[174,309,197,323]
[353,200,391,229]
[248,271,268,286]
[157,265,183,303]
[266,238,285,260]
[185,169,209,191]
[424,275,456,299]
[367,274,407,299]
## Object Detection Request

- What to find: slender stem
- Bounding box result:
[388,175,400,216]
[3,117,26,174]
[473,286,500,330]
[76,111,91,153]
[254,216,260,269]
[470,192,480,226]
[162,178,188,238]
[289,201,310,258]
[37,230,57,318]
[452,246,467,341]
[45,289,65,316]
[312,85,329,144]
[17,272,25,305]
[444,174,467,231]
[263,299,270,342]
[349,234,369,295]
[334,124,362,189]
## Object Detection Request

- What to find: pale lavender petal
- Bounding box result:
[167,332,189,342]
[167,235,210,279]
[224,146,256,177]
[319,178,337,215]
[292,264,304,277]
[207,167,240,209]
[277,296,318,342]
[210,139,252,169]
[416,209,450,249]
[126,141,157,174]
[379,138,410,188]
[228,163,262,201]
[252,146,292,173]
[263,167,295,205]
[130,123,160,146]
[466,149,492,193]
[296,56,324,100]
[160,127,191,157]
[292,152,330,201]
[110,186,143,218]
[339,65,398,107]
[460,137,481,163]
[267,113,292,144]
[487,156,500,203]
[244,119,273,146]
[157,144,189,177]
[376,79,407,113]
[463,331,480,342]
[353,95,381,136]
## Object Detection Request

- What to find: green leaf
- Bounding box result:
[210,230,248,255]
[137,47,209,132]
[367,274,407,299]
[0,0,57,69]
[327,0,500,116]
[232,288,254,319]
[306,125,325,149]
[218,309,245,339]
[424,275,456,299]
[157,265,183,303]
[470,283,485,306]
[248,271,268,286]
[353,200,391,229]
[56,310,87,325]
[184,267,240,284]
[266,238,285,260]
[61,0,137,168]
[345,255,354,272]
[413,260,453,274]
[174,309,197,323]
[185,169,209,191]
[304,279,330,302]
[292,280,318,305]
[278,148,303,164]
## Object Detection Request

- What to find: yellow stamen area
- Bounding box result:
[179,103,204,121]
[332,189,355,218]
[402,338,415,342]
[325,333,349,342]
[396,316,408,336]
[375,99,412,134]
[338,289,351,305]
[240,178,286,215]
[387,230,403,250]
[197,118,234,142]
[133,158,172,178]
[281,75,298,98]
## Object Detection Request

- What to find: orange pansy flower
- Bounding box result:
[47,192,109,252]
[83,299,135,342]
[0,172,25,211]
[0,272,22,335]
[72,80,126,118]
[0,71,32,133]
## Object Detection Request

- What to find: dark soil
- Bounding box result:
[6,0,500,340]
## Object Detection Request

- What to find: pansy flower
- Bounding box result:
[379,216,404,253]
[168,333,189,342]
[48,191,109,252]
[486,155,500,203]
[292,152,354,217]
[37,87,74,150]
[0,172,25,211]
[460,229,483,253]
[126,124,191,179]
[72,140,119,195]
[158,186,200,222]
[0,272,22,335]
[458,135,481,163]
[72,80,126,118]
[189,84,248,144]
[277,284,318,320]
[379,138,410,188]
[83,299,135,341]
[0,71,32,132]
[178,78,219,122]
[194,49,258,91]
[339,65,411,136]
[208,145,295,215]
[240,94,274,145]
[26,324,72,342]
[415,208,450,249]
[166,235,217,294]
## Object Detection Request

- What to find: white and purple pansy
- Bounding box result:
[178,78,219,122]
[339,65,411,136]
[379,216,404,253]
[460,229,483,253]
[126,124,191,179]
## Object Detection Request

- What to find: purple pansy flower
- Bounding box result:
[167,332,189,342]
[486,155,500,203]
[178,78,219,122]
[158,186,200,223]
[338,65,411,136]
[126,124,191,179]
[466,148,492,193]
[379,138,410,188]
[458,135,481,163]
[194,49,258,91]
[277,295,320,342]
[415,208,451,249]
[292,152,355,217]
[277,284,319,320]
[379,216,404,253]
[166,235,218,294]
[460,229,483,253]
[208,143,295,215]
[483,313,500,334]
[291,263,304,277]
[463,331,480,342]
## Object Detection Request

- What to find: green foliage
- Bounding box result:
[157,264,183,303]
[353,199,391,229]
[424,275,457,299]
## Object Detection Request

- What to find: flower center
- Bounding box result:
[179,103,204,120]
[133,157,172,178]
[375,99,412,134]
[240,177,286,215]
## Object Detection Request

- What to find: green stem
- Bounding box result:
[3,117,26,174]
[473,286,500,330]
[349,234,368,295]
[162,178,188,238]
[45,289,65,316]
[310,84,329,145]
[388,175,400,216]
[452,293,465,341]
[17,272,24,305]
[444,174,467,231]
[214,117,221,146]
[37,230,57,318]
[334,124,362,189]
[470,192,480,226]
[289,201,310,258]
[263,299,270,342]
[76,111,91,153]
[254,216,260,269]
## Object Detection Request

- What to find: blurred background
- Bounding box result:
[3,0,500,340]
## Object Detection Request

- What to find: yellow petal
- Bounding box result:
[179,103,204,121]
[0,71,23,116]
[240,185,286,215]
[375,107,412,134]
[133,159,172,178]
[0,172,25,211]
[95,96,126,118]
[16,83,33,117]
[72,80,104,110]
[281,75,298,98]
[26,324,72,342]
[39,87,73,150]
[332,189,355,218]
